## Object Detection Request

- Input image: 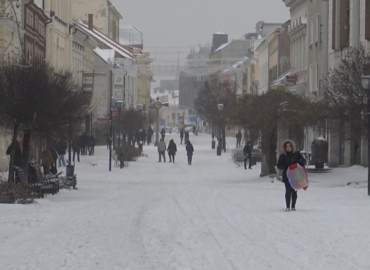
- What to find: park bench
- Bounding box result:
[14,166,44,198]
[28,163,61,196]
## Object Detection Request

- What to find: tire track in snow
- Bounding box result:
[216,192,364,270]
[128,206,157,270]
[171,191,237,270]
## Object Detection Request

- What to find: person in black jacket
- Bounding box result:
[186,141,194,165]
[6,140,22,167]
[243,141,253,169]
[277,140,305,212]
[167,139,177,163]
[56,140,67,167]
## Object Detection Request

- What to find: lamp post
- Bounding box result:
[153,99,162,146]
[217,103,224,155]
[116,100,124,147]
[361,75,370,196]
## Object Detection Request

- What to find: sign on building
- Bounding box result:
[82,70,94,91]
[113,75,124,100]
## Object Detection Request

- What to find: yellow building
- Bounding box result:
[43,0,72,69]
[71,0,121,42]
[134,50,153,127]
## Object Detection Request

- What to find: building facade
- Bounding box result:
[44,0,72,69]
[285,0,308,96]
[23,0,49,63]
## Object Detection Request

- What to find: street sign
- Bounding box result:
[97,117,110,121]
[111,109,118,116]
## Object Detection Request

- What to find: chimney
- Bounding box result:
[88,14,93,31]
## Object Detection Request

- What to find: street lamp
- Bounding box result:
[217,103,224,155]
[361,75,370,196]
[116,100,124,147]
[153,99,162,146]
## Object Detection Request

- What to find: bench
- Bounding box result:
[29,163,60,196]
[14,166,44,198]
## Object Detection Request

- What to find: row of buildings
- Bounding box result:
[0,0,153,171]
[179,0,370,168]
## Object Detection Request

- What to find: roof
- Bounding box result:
[213,41,232,53]
[93,48,116,62]
[74,20,133,59]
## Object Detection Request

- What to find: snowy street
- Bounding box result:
[1,134,370,270]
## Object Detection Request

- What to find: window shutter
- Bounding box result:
[365,0,370,40]
[332,0,336,50]
[339,0,349,49]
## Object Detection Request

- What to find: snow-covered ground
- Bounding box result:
[0,134,369,270]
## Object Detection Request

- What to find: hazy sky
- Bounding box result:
[111,0,289,61]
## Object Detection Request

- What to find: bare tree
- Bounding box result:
[195,79,237,150]
[232,89,324,174]
[323,45,370,141]
[0,59,90,181]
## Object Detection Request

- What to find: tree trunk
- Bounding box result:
[21,130,31,172]
[223,124,226,152]
[8,123,19,183]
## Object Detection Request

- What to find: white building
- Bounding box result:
[284,0,308,96]
[255,38,269,94]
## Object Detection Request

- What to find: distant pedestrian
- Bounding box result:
[147,126,153,145]
[186,141,194,165]
[167,139,177,163]
[236,131,242,147]
[184,131,189,143]
[56,140,67,167]
[157,138,166,162]
[180,128,184,144]
[243,141,253,169]
[72,137,80,162]
[161,128,166,140]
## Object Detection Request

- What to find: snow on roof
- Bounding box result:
[214,31,227,35]
[213,41,232,53]
[75,20,133,59]
[93,48,116,62]
[316,136,327,141]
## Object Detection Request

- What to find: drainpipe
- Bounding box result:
[321,0,329,83]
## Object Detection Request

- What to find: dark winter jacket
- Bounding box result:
[6,141,22,166]
[72,139,80,151]
[167,140,177,155]
[185,131,189,139]
[56,141,67,155]
[277,140,305,183]
[186,142,194,156]
[243,143,252,157]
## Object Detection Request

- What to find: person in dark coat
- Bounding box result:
[147,127,153,145]
[56,140,67,167]
[6,140,22,167]
[167,139,177,163]
[243,141,253,169]
[236,131,242,147]
[160,128,166,140]
[186,141,194,165]
[72,138,80,162]
[184,131,190,143]
[180,128,184,144]
[277,140,305,212]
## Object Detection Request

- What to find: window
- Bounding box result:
[310,17,313,45]
[316,64,320,90]
[316,14,320,43]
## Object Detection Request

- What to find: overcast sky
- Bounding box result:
[111,0,289,58]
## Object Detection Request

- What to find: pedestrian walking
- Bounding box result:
[243,141,253,169]
[236,131,242,147]
[276,140,305,212]
[180,128,184,144]
[167,139,177,163]
[56,140,67,167]
[157,138,166,162]
[186,140,194,165]
[72,137,80,162]
[161,128,166,140]
[40,148,54,175]
[184,131,189,143]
